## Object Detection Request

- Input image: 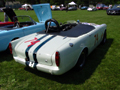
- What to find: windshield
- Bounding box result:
[15,16,36,24]
[112,4,120,9]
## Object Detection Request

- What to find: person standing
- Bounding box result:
[4,12,8,22]
[3,9,8,22]
[66,5,68,12]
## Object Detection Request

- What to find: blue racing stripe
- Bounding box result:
[33,35,56,63]
[25,35,48,61]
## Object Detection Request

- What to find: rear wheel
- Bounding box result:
[101,30,107,44]
[74,49,87,70]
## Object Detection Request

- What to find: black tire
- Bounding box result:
[74,49,87,70]
[101,30,107,44]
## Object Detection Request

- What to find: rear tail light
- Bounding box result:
[9,43,12,54]
[55,51,60,67]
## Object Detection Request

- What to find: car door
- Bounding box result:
[22,23,45,36]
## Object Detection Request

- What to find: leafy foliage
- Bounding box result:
[0,0,5,7]
[3,0,120,5]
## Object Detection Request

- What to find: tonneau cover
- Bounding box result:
[38,23,95,37]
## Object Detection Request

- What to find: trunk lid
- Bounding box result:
[3,8,17,22]
[15,34,70,66]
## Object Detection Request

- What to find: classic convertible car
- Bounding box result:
[0,3,52,52]
[10,19,107,75]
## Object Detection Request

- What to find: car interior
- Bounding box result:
[0,16,35,30]
[38,19,95,37]
[45,19,78,33]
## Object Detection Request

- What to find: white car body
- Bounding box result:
[87,7,97,11]
[10,20,107,75]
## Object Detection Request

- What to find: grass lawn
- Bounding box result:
[0,9,120,90]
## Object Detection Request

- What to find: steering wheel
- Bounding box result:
[45,19,60,33]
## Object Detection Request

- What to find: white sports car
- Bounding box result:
[87,7,97,11]
[10,19,107,75]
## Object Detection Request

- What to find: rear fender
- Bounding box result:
[6,37,19,51]
[74,47,88,66]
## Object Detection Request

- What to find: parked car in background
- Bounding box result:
[18,7,26,10]
[68,6,77,10]
[103,5,109,10]
[10,19,107,75]
[87,6,97,11]
[0,3,52,52]
[81,6,88,10]
[0,7,3,12]
[106,4,120,15]
[96,3,105,10]
[60,7,67,11]
[51,5,60,10]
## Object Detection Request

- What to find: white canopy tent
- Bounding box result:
[22,4,33,9]
[68,1,77,5]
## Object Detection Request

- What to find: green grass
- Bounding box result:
[0,9,120,90]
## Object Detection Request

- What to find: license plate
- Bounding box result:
[29,61,35,68]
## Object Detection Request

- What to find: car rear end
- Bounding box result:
[10,34,71,75]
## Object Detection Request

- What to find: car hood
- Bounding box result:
[32,3,52,22]
[3,8,16,22]
[14,34,70,65]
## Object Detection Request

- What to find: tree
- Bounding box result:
[36,0,40,3]
[3,0,120,5]
[0,0,5,7]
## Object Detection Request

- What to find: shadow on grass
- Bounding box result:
[0,51,13,62]
[24,38,113,85]
[107,14,120,16]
